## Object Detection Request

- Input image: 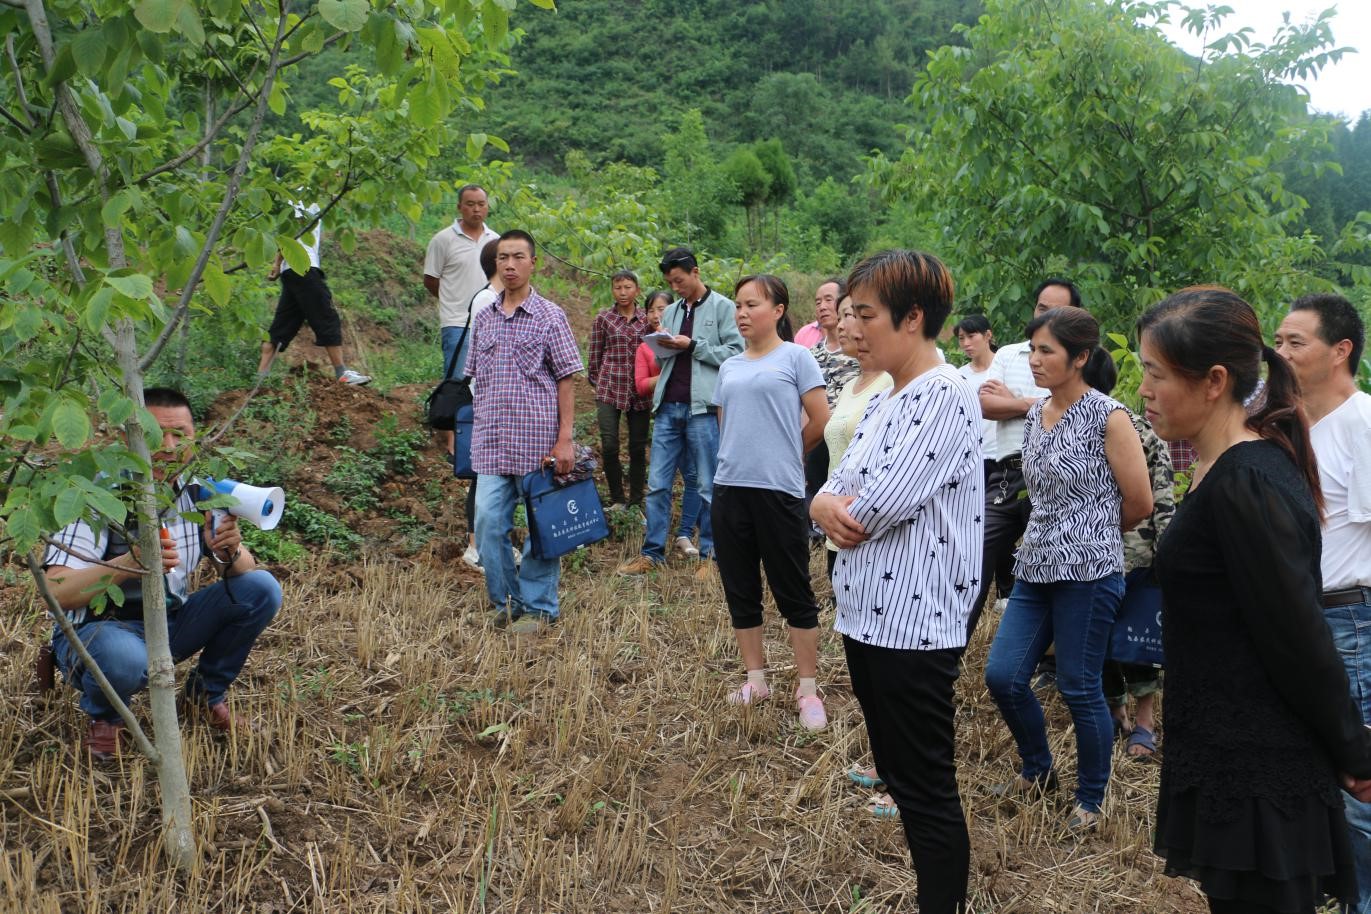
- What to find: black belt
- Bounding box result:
[1321,586,1371,608]
[990,455,1022,471]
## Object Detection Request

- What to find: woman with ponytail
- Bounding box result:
[1139,286,1371,914]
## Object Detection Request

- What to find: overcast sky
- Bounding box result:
[1154,0,1369,121]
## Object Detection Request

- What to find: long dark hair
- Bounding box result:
[1137,285,1322,512]
[733,274,794,342]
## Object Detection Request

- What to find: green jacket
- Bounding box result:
[651,288,744,415]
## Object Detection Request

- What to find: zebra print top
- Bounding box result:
[1014,388,1126,583]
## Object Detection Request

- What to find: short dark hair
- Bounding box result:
[457,184,486,204]
[846,249,955,338]
[659,246,698,274]
[644,290,672,310]
[498,229,536,258]
[952,314,992,336]
[818,277,846,299]
[1025,306,1099,362]
[479,239,499,280]
[144,387,193,414]
[1033,277,1083,310]
[1289,292,1365,376]
[611,269,640,286]
[734,274,795,342]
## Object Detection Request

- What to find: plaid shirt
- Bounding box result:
[468,288,584,475]
[588,307,648,412]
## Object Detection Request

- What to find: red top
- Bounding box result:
[634,342,660,399]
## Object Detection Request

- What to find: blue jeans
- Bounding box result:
[677,451,704,539]
[475,473,561,620]
[984,574,1124,813]
[441,325,472,378]
[1326,595,1371,914]
[643,402,717,561]
[52,570,282,721]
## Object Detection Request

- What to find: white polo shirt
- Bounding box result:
[424,222,500,327]
[1311,390,1371,590]
[985,339,1048,459]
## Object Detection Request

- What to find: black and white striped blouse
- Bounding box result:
[820,364,984,651]
[1014,388,1126,583]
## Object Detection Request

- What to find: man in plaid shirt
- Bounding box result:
[588,270,650,510]
[467,230,584,633]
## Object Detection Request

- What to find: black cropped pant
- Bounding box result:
[711,484,819,630]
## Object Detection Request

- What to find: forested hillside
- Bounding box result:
[482,0,982,179]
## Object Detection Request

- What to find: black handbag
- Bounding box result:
[425,289,480,431]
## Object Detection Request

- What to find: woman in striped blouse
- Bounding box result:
[811,249,983,914]
[984,306,1153,832]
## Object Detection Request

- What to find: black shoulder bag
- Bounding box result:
[425,287,483,430]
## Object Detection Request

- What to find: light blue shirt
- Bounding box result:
[712,343,825,498]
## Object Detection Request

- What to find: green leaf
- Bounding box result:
[43,45,78,87]
[72,28,108,77]
[4,505,41,551]
[84,286,114,333]
[54,487,84,527]
[528,0,555,8]
[53,399,91,448]
[202,261,230,307]
[105,272,154,299]
[101,191,133,228]
[318,0,368,32]
[268,81,286,116]
[277,235,310,275]
[134,0,176,33]
[74,477,126,523]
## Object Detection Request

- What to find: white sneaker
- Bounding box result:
[338,369,371,385]
[513,546,522,567]
[462,545,482,573]
[675,536,699,558]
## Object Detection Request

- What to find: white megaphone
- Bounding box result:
[198,477,286,531]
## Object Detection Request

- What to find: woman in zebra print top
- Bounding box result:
[983,306,1153,833]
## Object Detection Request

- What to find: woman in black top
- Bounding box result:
[1137,286,1371,914]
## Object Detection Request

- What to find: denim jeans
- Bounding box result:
[440,325,472,378]
[1326,595,1371,914]
[52,570,282,721]
[475,473,562,620]
[676,451,704,539]
[642,402,717,561]
[984,573,1124,813]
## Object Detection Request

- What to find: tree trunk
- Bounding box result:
[110,319,197,869]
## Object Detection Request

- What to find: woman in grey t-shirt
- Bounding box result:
[710,275,830,730]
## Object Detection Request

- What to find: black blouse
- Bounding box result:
[1153,439,1371,820]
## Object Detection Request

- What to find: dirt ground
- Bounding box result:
[0,274,1212,913]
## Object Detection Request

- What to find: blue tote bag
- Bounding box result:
[522,467,609,559]
[1108,566,1164,668]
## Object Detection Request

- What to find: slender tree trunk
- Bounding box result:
[112,320,197,868]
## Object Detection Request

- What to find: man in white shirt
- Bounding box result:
[1275,292,1371,914]
[258,201,370,384]
[423,185,500,379]
[968,279,1082,637]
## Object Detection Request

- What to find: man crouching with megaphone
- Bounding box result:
[42,388,282,761]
